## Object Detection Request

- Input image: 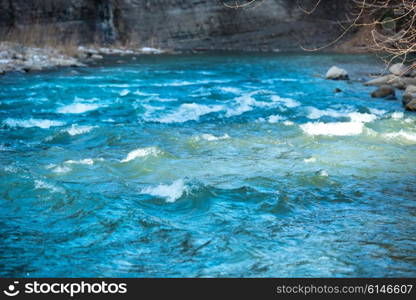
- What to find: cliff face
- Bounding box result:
[0,0,350,51]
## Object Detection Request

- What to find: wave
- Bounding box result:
[283,120,295,126]
[383,130,416,143]
[304,157,317,163]
[3,118,65,129]
[64,159,95,165]
[34,180,65,194]
[267,115,285,123]
[153,79,228,87]
[368,108,387,116]
[51,165,71,174]
[121,147,162,162]
[307,107,377,123]
[57,103,100,114]
[148,103,223,123]
[64,124,96,136]
[225,92,289,117]
[143,92,298,123]
[199,133,230,141]
[270,95,301,108]
[141,179,188,203]
[218,87,242,94]
[391,112,404,120]
[348,112,377,123]
[307,107,346,119]
[119,89,130,96]
[300,121,364,136]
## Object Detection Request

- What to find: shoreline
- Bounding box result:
[0,41,384,77]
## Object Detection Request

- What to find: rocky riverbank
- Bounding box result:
[326,63,416,111]
[0,42,168,75]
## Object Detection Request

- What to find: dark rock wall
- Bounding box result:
[0,0,351,51]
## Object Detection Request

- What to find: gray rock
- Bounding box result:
[0,42,84,75]
[389,63,410,76]
[364,75,416,90]
[403,85,416,106]
[364,75,395,86]
[405,99,416,111]
[371,86,395,99]
[326,66,349,80]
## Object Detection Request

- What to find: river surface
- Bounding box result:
[1,53,415,277]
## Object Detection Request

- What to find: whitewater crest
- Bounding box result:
[34,180,65,194]
[121,147,162,162]
[65,124,96,136]
[306,107,377,123]
[383,130,416,143]
[148,103,223,123]
[64,158,95,165]
[4,118,65,129]
[199,133,230,141]
[300,121,364,136]
[301,107,379,137]
[57,102,100,114]
[225,92,298,118]
[141,179,188,203]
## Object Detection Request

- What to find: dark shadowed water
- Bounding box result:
[1,53,416,277]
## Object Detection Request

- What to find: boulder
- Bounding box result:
[364,75,415,90]
[364,75,395,86]
[371,85,395,99]
[405,99,416,111]
[403,85,416,106]
[389,63,409,76]
[410,65,416,77]
[326,66,349,80]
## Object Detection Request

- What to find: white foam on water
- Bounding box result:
[225,93,256,117]
[283,121,294,126]
[57,103,100,114]
[52,165,71,174]
[200,133,230,141]
[307,107,346,119]
[153,103,223,123]
[121,147,162,162]
[134,90,159,97]
[306,107,377,124]
[304,157,317,163]
[141,179,187,203]
[65,124,96,136]
[4,118,65,129]
[119,89,130,96]
[219,87,242,94]
[300,121,364,136]
[34,180,65,193]
[383,130,416,143]
[348,112,377,123]
[154,79,228,87]
[391,111,404,119]
[319,170,329,177]
[98,83,130,88]
[226,92,276,117]
[268,115,285,123]
[369,108,387,116]
[150,97,177,103]
[64,159,94,165]
[271,95,301,108]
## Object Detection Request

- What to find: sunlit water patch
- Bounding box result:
[0,53,415,277]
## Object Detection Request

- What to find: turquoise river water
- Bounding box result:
[0,53,415,277]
